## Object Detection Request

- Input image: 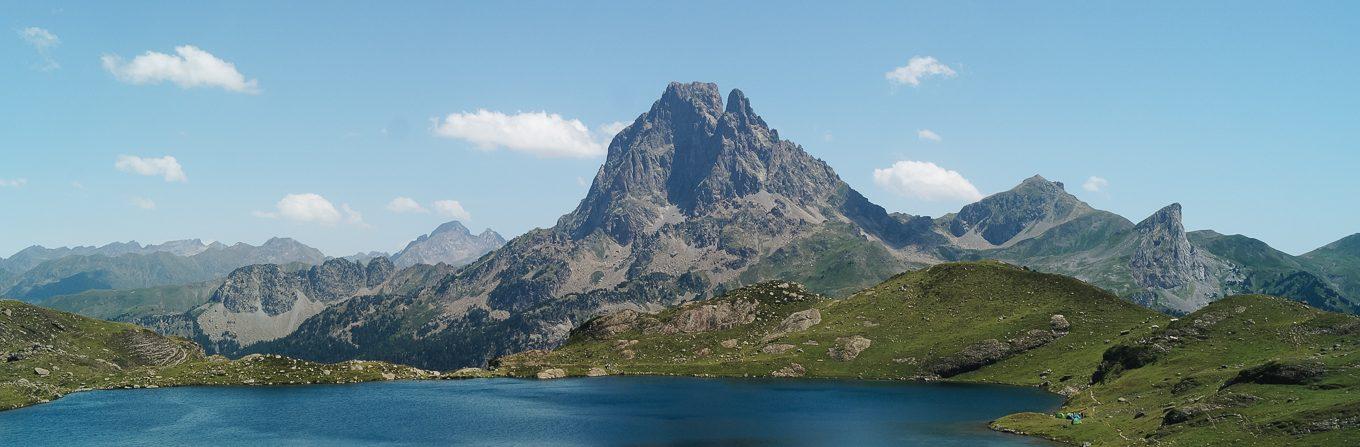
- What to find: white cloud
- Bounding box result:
[18,27,59,71]
[0,178,28,188]
[386,196,428,213]
[598,121,629,138]
[101,45,260,94]
[254,193,342,225]
[885,56,957,87]
[130,196,156,210]
[872,160,984,202]
[341,203,370,228]
[432,110,616,158]
[822,132,834,142]
[432,200,471,221]
[917,129,942,142]
[1083,176,1109,192]
[115,155,187,182]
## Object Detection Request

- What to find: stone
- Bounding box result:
[586,367,609,377]
[720,339,739,349]
[827,336,871,361]
[771,363,806,378]
[1050,314,1070,332]
[34,367,50,377]
[760,344,796,354]
[381,373,396,380]
[763,309,822,341]
[536,368,567,379]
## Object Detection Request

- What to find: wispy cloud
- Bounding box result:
[432,110,621,158]
[115,155,187,182]
[0,178,28,188]
[18,27,60,71]
[130,196,156,210]
[432,200,471,221]
[872,160,983,202]
[1083,176,1109,192]
[102,45,260,94]
[885,56,956,87]
[917,129,942,142]
[386,196,429,214]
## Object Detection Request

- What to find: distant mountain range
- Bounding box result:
[0,238,326,301]
[238,82,1360,370]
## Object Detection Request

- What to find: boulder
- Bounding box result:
[772,363,806,378]
[586,367,609,377]
[763,309,821,341]
[1050,314,1070,332]
[1226,361,1325,386]
[827,336,871,361]
[720,339,739,349]
[536,368,567,379]
[34,367,50,377]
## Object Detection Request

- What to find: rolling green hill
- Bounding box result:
[0,300,443,411]
[37,279,222,321]
[497,261,1359,446]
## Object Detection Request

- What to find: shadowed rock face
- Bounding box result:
[1130,203,1206,290]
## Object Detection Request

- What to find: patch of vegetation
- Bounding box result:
[38,279,221,321]
[0,300,452,411]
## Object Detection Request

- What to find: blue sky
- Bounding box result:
[2,1,1357,257]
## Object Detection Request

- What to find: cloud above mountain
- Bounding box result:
[253,193,367,226]
[433,200,471,221]
[885,56,956,87]
[102,45,259,94]
[115,155,187,182]
[1,178,29,188]
[432,110,622,158]
[872,160,983,202]
[1083,176,1109,192]
[386,196,428,213]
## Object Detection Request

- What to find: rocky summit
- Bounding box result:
[223,82,1357,370]
[390,221,505,269]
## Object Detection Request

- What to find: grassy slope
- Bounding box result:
[500,262,1160,383]
[38,279,221,321]
[736,222,913,297]
[995,295,1359,446]
[0,300,451,411]
[498,261,1359,446]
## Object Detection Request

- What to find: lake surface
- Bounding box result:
[0,377,1061,446]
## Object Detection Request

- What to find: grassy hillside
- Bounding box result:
[496,261,1359,446]
[0,300,445,411]
[995,295,1358,446]
[38,279,221,321]
[498,261,1162,383]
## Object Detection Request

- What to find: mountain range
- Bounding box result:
[233,82,1360,370]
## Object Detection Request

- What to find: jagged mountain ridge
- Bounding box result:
[221,82,1350,369]
[251,82,943,368]
[390,221,505,269]
[2,238,327,301]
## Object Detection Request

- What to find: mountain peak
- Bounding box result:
[1136,203,1183,230]
[431,221,471,236]
[942,175,1094,248]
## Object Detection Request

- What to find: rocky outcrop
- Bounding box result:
[1127,204,1232,312]
[763,308,821,341]
[827,336,871,361]
[661,299,759,334]
[926,324,1069,377]
[390,221,506,269]
[771,363,806,377]
[190,258,395,354]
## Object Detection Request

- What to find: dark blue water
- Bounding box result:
[0,377,1061,446]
